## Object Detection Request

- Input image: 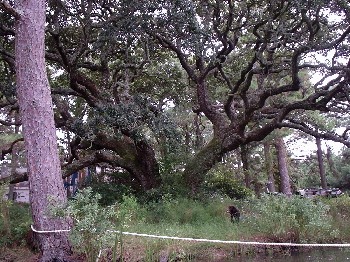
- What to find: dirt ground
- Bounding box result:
[0,247,88,262]
[0,247,39,262]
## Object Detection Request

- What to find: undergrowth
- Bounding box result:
[2,188,350,261]
[0,185,32,250]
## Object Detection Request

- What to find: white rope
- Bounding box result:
[31,225,71,233]
[108,230,350,247]
[31,225,350,248]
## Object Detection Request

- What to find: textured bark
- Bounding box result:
[14,0,72,261]
[133,140,161,190]
[316,137,327,189]
[79,133,162,191]
[264,142,276,193]
[183,136,224,194]
[274,136,292,195]
[240,144,251,189]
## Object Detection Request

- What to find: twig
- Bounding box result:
[0,1,20,19]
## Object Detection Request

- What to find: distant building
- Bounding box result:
[1,166,93,202]
[64,167,93,197]
[7,182,30,203]
[1,166,30,203]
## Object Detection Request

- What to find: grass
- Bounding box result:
[2,191,350,261]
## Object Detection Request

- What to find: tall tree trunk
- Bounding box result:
[274,136,292,195]
[14,0,72,260]
[240,144,251,189]
[326,146,341,179]
[316,137,327,189]
[264,142,276,193]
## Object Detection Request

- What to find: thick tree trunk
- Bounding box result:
[182,136,224,194]
[134,140,161,190]
[274,136,292,195]
[316,137,327,189]
[91,133,162,191]
[14,0,72,261]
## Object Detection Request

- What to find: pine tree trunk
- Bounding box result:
[14,0,72,260]
[240,145,251,189]
[264,142,276,193]
[316,137,327,189]
[275,136,292,195]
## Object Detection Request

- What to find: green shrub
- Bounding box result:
[144,195,229,225]
[323,195,350,240]
[0,186,31,248]
[204,176,253,200]
[50,187,147,262]
[9,203,32,242]
[241,194,335,243]
[89,182,134,206]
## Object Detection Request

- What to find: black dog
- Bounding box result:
[227,205,240,222]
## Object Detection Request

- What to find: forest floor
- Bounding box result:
[0,238,303,262]
[0,247,39,262]
[2,195,350,261]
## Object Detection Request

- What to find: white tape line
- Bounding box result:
[31,225,71,233]
[31,225,350,248]
[108,230,350,247]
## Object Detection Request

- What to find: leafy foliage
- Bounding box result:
[50,188,143,262]
[243,194,336,243]
[1,0,350,195]
[204,176,253,200]
[0,185,31,248]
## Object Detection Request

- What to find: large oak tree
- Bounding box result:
[1,0,350,194]
[135,0,350,192]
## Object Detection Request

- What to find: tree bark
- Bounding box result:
[316,137,327,189]
[274,136,292,195]
[133,140,161,190]
[240,144,251,189]
[14,0,72,260]
[182,136,224,194]
[264,142,276,193]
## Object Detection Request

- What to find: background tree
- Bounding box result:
[274,135,292,195]
[137,0,350,192]
[316,136,327,189]
[0,0,349,197]
[263,141,276,193]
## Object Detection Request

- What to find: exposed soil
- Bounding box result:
[0,247,39,262]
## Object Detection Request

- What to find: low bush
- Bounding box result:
[143,194,230,225]
[5,187,350,261]
[323,195,350,240]
[203,176,253,200]
[241,194,337,243]
[0,192,32,248]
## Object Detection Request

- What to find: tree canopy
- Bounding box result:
[1,0,349,193]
